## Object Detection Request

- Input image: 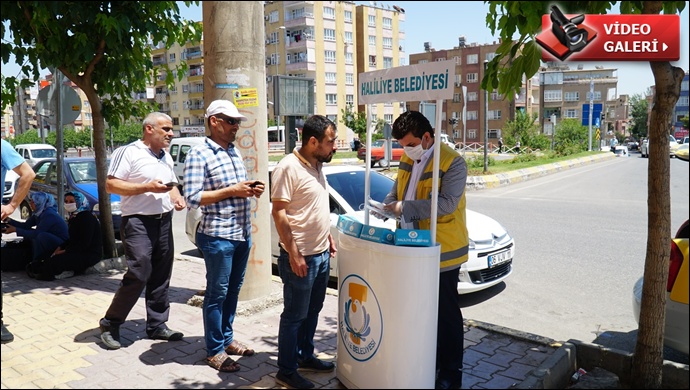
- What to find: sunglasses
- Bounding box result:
[217,116,241,126]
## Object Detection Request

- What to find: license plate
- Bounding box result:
[488,250,510,268]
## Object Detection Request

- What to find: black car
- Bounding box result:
[21,157,122,237]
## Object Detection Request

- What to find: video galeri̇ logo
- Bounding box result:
[536,5,597,61]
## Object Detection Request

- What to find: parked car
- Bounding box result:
[632,219,689,355]
[14,143,58,167]
[357,139,405,168]
[186,165,515,294]
[675,143,689,161]
[168,136,207,188]
[21,157,122,237]
[625,139,639,151]
[3,170,19,205]
[440,133,456,149]
[640,134,680,158]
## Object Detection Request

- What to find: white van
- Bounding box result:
[168,136,207,184]
[440,134,455,149]
[14,143,58,168]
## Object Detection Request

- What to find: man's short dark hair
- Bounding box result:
[302,115,336,146]
[392,111,434,140]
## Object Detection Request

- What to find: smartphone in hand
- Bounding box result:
[165,182,178,187]
[249,180,262,188]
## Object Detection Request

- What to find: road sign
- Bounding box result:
[582,103,603,126]
[36,82,82,125]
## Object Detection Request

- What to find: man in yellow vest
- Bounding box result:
[381,110,468,389]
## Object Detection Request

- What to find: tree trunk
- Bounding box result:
[630,54,684,390]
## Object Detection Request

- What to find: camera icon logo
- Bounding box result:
[536,5,597,61]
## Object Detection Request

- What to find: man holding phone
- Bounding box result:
[183,100,265,372]
[98,112,186,350]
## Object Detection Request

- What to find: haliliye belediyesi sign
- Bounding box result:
[358,60,456,105]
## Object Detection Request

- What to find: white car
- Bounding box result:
[3,170,20,205]
[640,134,680,158]
[186,165,515,294]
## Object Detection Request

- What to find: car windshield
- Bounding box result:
[372,140,385,148]
[33,149,57,158]
[326,170,393,211]
[68,161,98,183]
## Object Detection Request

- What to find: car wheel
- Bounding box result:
[378,158,390,168]
[20,201,32,220]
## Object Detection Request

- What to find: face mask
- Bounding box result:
[404,144,425,161]
[64,203,78,213]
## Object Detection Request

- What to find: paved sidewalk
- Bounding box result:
[1,255,562,389]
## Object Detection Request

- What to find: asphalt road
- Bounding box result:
[462,152,689,363]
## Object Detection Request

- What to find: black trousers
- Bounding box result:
[102,212,174,334]
[436,267,464,385]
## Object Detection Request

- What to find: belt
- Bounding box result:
[137,211,172,219]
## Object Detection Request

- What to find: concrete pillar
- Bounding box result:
[203,1,272,300]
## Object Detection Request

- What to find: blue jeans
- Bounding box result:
[277,248,330,373]
[196,232,251,357]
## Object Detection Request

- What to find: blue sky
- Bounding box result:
[3,1,688,98]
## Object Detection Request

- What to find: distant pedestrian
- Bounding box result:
[1,139,36,344]
[98,112,186,350]
[515,140,521,154]
[184,100,265,372]
[271,114,338,389]
[498,137,503,153]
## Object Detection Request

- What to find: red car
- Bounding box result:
[357,139,404,168]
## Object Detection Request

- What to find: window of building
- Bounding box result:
[368,15,376,27]
[383,37,392,49]
[325,50,336,63]
[269,10,279,23]
[169,53,176,63]
[586,91,602,101]
[345,52,353,64]
[466,54,478,64]
[467,111,478,120]
[488,110,501,120]
[488,129,500,139]
[344,10,352,22]
[564,91,580,102]
[369,35,376,47]
[326,94,337,105]
[383,57,393,69]
[384,114,393,123]
[346,73,354,85]
[369,55,377,67]
[466,73,478,83]
[327,114,337,122]
[172,102,178,111]
[490,91,503,101]
[565,109,578,118]
[676,95,688,105]
[324,28,336,41]
[454,56,461,65]
[467,92,478,101]
[170,86,177,95]
[453,93,461,103]
[323,6,335,19]
[345,31,353,45]
[468,129,477,139]
[544,89,562,102]
[418,59,428,64]
[399,57,406,66]
[454,75,461,86]
[182,84,189,93]
[435,57,446,62]
[346,94,354,106]
[382,17,392,29]
[485,52,496,61]
[325,72,336,84]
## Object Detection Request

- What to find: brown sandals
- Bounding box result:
[225,340,255,356]
[206,352,240,372]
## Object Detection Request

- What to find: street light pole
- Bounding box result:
[275,25,285,142]
[483,60,488,173]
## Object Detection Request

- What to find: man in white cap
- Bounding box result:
[183,100,266,372]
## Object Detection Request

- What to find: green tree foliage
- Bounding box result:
[629,94,650,140]
[340,105,368,141]
[111,120,144,147]
[9,129,41,146]
[1,1,202,258]
[554,118,589,155]
[485,2,686,387]
[501,111,548,150]
[681,116,689,129]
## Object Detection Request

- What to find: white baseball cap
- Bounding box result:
[205,99,247,121]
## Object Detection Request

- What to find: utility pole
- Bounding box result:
[203,1,272,300]
[483,60,489,173]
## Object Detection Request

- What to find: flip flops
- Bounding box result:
[206,352,240,372]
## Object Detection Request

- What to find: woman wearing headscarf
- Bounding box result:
[3,192,69,270]
[26,191,103,280]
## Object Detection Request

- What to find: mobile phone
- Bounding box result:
[249,180,262,188]
[165,182,177,187]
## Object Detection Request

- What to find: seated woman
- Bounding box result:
[26,191,103,280]
[2,192,69,271]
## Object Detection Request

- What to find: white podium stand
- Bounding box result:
[336,233,440,389]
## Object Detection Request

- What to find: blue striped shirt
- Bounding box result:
[183,137,251,241]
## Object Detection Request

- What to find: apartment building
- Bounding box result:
[265,1,405,148]
[407,39,529,147]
